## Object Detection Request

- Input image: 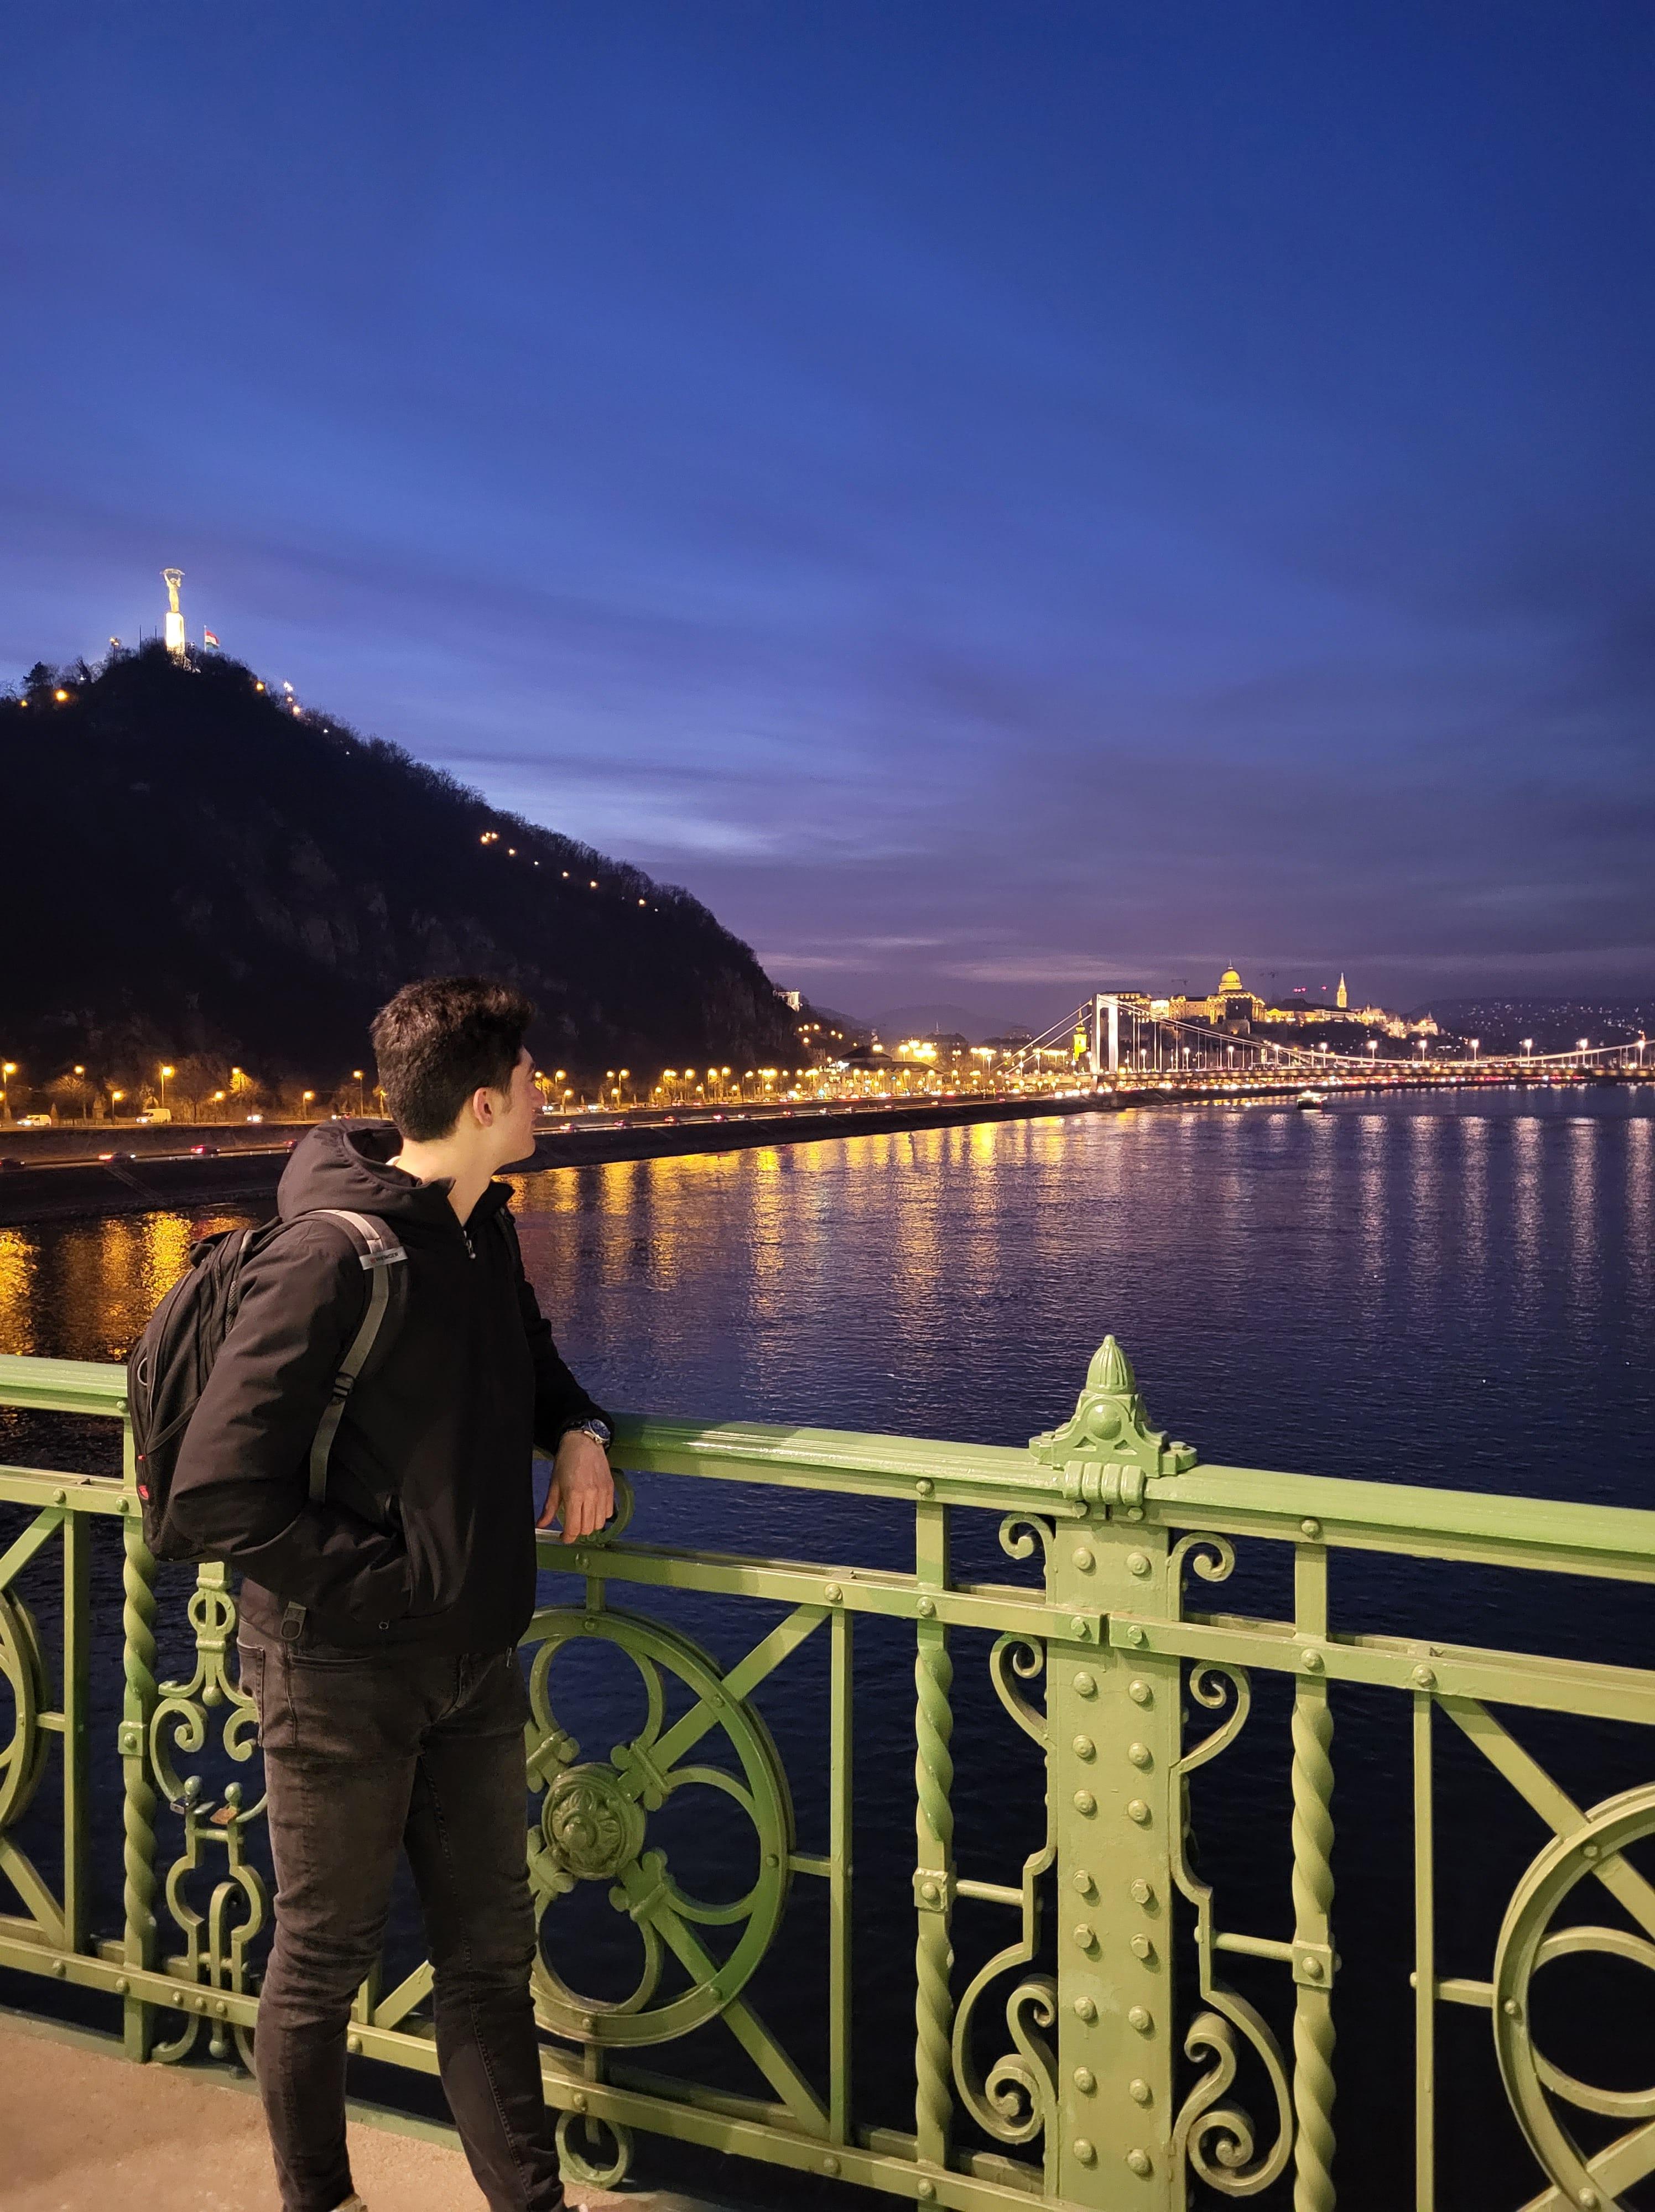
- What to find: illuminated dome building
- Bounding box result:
[1169,963,1267,1031]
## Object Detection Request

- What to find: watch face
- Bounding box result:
[585,1419,613,1447]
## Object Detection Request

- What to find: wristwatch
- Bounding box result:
[573,1417,612,1450]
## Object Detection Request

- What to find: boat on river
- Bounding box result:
[1295,1089,1325,1109]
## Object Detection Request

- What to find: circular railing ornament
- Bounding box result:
[0,1590,49,1833]
[523,1606,793,2047]
[1492,1780,1655,2210]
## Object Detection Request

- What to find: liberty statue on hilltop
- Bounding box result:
[162,568,185,660]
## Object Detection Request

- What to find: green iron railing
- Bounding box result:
[2,1338,1654,2208]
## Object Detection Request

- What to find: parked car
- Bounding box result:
[15,1113,51,1128]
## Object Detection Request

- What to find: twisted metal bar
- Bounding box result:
[121,1512,160,2057]
[914,1627,955,2166]
[1290,1682,1336,2212]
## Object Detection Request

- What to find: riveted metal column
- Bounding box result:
[1055,1510,1178,2205]
[118,1430,158,2061]
[1292,1543,1337,2212]
[913,1499,955,2173]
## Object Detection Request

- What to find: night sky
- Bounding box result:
[4,6,1651,1027]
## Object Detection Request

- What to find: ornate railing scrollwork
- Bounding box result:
[146,1569,267,2066]
[998,1513,1055,1574]
[952,1630,1058,2185]
[988,1633,1050,1750]
[1168,1531,1237,1619]
[953,1963,1059,2151]
[1169,1652,1293,2203]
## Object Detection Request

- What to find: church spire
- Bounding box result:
[1336,972,1348,1010]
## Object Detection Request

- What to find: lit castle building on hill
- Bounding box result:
[1152,963,1439,1041]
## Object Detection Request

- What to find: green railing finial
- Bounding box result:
[1028,1333,1198,1484]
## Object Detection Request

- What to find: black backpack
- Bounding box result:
[128,1208,408,1562]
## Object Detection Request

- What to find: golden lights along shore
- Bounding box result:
[0,1034,1645,1144]
[3,961,1649,1131]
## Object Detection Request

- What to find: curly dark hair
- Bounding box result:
[369,975,535,1141]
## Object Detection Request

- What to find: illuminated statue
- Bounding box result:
[162,568,186,660]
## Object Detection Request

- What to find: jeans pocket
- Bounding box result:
[236,1642,264,1725]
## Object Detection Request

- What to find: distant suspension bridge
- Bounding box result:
[1007,993,1649,1080]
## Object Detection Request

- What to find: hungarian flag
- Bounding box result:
[202,629,220,648]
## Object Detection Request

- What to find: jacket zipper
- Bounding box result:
[462,1225,476,1260]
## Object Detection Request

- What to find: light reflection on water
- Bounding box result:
[1,1093,1651,1499]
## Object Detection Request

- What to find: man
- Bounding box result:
[169,976,614,2212]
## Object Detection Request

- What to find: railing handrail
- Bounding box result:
[6,1348,1655,1583]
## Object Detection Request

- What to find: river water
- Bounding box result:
[2,1086,1652,2209]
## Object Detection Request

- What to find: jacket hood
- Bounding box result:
[276,1122,512,1237]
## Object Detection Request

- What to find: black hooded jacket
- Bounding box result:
[167,1123,607,1653]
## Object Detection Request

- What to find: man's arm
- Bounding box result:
[165,1219,416,1621]
[498,1211,615,1542]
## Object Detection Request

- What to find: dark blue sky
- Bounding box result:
[4,5,1651,1026]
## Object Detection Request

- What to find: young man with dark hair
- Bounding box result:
[169,975,613,2212]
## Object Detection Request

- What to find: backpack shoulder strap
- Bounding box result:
[301,1209,408,1506]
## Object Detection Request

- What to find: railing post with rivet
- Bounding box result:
[1292,1543,1337,2212]
[913,1499,955,2173]
[1057,1519,1178,2206]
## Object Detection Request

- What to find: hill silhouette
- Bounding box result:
[4,645,798,1094]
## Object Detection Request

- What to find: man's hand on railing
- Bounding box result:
[537,1430,615,1543]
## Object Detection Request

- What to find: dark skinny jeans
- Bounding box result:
[238,1620,565,2212]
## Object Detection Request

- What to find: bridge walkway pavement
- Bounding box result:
[0,2012,730,2212]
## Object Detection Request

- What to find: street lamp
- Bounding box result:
[1522,1039,1533,1063]
[1469,1039,1479,1063]
[159,1064,174,1112]
[1,1061,15,1121]
[352,1068,365,1115]
[301,1089,315,1116]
